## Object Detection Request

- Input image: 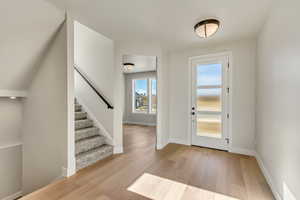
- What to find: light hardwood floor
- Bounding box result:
[21,124,274,200]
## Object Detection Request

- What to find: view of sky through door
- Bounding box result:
[197,63,222,138]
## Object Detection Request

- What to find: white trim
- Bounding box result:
[0,90,27,97]
[156,140,169,150]
[132,78,157,115]
[123,121,156,127]
[197,85,222,89]
[229,147,256,156]
[169,138,190,146]
[255,152,282,200]
[61,167,68,178]
[149,78,157,114]
[0,143,22,150]
[113,145,123,154]
[1,191,22,200]
[188,51,233,150]
[76,97,113,145]
[66,13,76,178]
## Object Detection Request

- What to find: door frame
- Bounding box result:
[187,51,233,150]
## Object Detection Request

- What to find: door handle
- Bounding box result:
[191,107,196,115]
[225,138,230,144]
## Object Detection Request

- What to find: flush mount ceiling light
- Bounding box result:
[123,63,135,71]
[194,19,220,38]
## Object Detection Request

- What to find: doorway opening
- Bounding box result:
[190,53,231,151]
[122,55,157,152]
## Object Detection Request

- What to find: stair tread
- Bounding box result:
[76,135,104,143]
[76,144,113,158]
[75,119,93,130]
[75,111,88,120]
[75,127,99,141]
[75,135,106,155]
[76,119,92,122]
[75,126,98,133]
[74,99,113,171]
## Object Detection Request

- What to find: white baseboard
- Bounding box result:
[51,167,69,183]
[76,97,113,145]
[168,138,190,146]
[156,140,169,150]
[229,147,256,156]
[123,121,156,127]
[2,191,22,200]
[61,167,68,177]
[113,146,123,154]
[255,152,282,200]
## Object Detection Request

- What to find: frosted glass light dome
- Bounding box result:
[123,63,134,71]
[194,19,220,38]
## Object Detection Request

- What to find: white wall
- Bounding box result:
[256,0,300,199]
[168,39,256,152]
[114,40,169,153]
[0,0,65,198]
[0,0,65,90]
[0,99,23,199]
[0,99,23,146]
[74,21,114,137]
[22,22,68,195]
[124,71,157,126]
[0,145,22,200]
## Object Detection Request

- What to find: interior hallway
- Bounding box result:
[20,125,274,200]
[123,124,156,153]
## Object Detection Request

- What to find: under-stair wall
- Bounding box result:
[0,0,67,198]
[74,21,115,144]
[0,99,23,200]
[22,21,68,195]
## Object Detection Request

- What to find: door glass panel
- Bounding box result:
[197,114,221,138]
[197,63,222,86]
[197,88,221,112]
[196,63,223,138]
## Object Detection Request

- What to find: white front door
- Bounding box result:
[191,54,230,150]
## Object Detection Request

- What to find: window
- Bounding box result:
[150,79,157,113]
[133,78,157,114]
[133,79,148,113]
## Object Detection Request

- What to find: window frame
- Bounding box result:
[149,78,157,114]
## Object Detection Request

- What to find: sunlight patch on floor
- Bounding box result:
[128,173,239,200]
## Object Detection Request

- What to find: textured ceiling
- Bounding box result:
[47,0,273,50]
[123,55,156,73]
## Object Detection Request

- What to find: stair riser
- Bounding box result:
[76,128,99,141]
[75,112,87,120]
[75,104,82,112]
[75,120,93,130]
[76,146,113,170]
[76,136,105,155]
